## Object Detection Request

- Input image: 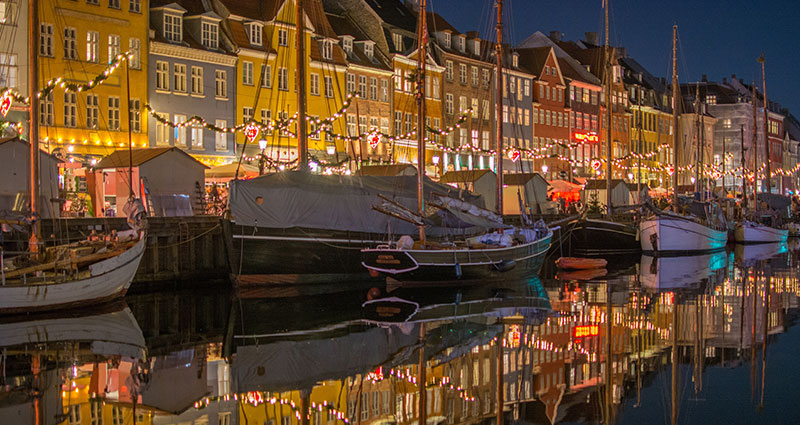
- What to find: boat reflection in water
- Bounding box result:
[5,244,800,424]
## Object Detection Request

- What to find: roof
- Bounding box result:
[439,169,496,183]
[501,172,547,186]
[517,31,599,85]
[215,0,281,21]
[582,179,628,190]
[0,137,60,162]
[95,147,209,169]
[515,47,552,77]
[362,0,417,33]
[357,164,417,176]
[326,13,391,70]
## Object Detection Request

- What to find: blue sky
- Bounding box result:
[435,0,800,116]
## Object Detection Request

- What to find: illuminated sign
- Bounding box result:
[368,132,381,149]
[590,159,602,171]
[507,324,521,348]
[573,132,599,143]
[0,94,11,117]
[666,165,675,176]
[573,325,600,338]
[245,123,260,142]
[507,149,521,162]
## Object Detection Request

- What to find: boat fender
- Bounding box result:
[649,233,658,251]
[455,263,462,278]
[493,260,516,272]
[366,287,382,300]
[397,235,414,250]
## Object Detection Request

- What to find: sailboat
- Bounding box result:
[0,1,146,314]
[734,56,788,244]
[359,0,552,284]
[638,26,728,254]
[568,0,640,256]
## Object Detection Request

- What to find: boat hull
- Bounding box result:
[639,216,727,254]
[0,234,146,315]
[734,223,789,244]
[361,231,552,284]
[570,218,640,255]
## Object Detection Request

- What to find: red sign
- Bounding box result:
[573,132,599,143]
[368,132,381,149]
[590,159,602,171]
[0,94,12,117]
[507,149,521,162]
[507,325,521,348]
[666,165,675,176]
[573,325,600,338]
[245,123,259,142]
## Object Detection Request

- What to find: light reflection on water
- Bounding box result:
[1,242,799,425]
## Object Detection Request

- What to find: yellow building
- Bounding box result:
[37,0,149,158]
[628,106,674,189]
[214,0,348,165]
[238,381,348,425]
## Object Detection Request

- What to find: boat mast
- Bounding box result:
[752,82,758,215]
[741,125,746,210]
[28,0,40,254]
[671,25,679,209]
[296,0,308,170]
[694,84,701,196]
[416,0,427,246]
[495,0,503,215]
[759,54,769,194]
[604,0,613,216]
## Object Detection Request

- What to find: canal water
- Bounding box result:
[2,241,799,424]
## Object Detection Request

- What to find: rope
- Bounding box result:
[158,223,221,249]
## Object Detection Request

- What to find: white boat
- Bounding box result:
[0,233,146,315]
[734,221,788,244]
[639,251,727,290]
[639,214,728,254]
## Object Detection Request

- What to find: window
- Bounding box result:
[156,61,169,90]
[86,31,98,62]
[459,95,467,113]
[128,38,140,68]
[394,111,402,134]
[129,0,140,13]
[129,99,140,133]
[471,98,478,118]
[278,29,288,46]
[459,63,467,84]
[90,401,103,425]
[346,73,355,94]
[380,78,389,102]
[358,75,367,96]
[112,406,123,425]
[218,412,231,425]
[364,42,373,58]
[173,63,186,92]
[457,35,465,52]
[164,14,182,43]
[68,405,81,425]
[63,27,77,59]
[63,92,76,127]
[278,67,288,91]
[242,61,253,85]
[86,94,99,128]
[431,76,439,99]
[108,0,120,9]
[108,96,120,130]
[0,1,14,24]
[155,112,169,145]
[341,36,352,53]
[202,21,218,49]
[40,23,53,56]
[324,75,333,97]
[471,66,478,86]
[706,94,716,105]
[190,124,203,148]
[322,40,333,60]
[310,73,319,96]
[174,114,187,145]
[445,93,454,115]
[482,130,489,150]
[215,70,227,97]
[483,69,490,88]
[0,53,17,88]
[242,107,253,123]
[445,60,453,81]
[393,68,402,90]
[524,80,530,96]
[107,34,120,63]
[443,32,451,48]
[39,92,53,125]
[260,109,272,134]
[191,66,203,95]
[248,23,262,46]
[370,77,378,100]
[392,32,403,50]
[309,115,320,140]
[404,112,412,134]
[482,100,489,120]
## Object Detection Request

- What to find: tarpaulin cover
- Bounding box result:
[229,171,484,234]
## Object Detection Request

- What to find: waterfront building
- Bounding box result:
[148,0,237,167]
[427,14,495,173]
[499,47,535,174]
[325,12,394,164]
[38,0,149,158]
[677,86,717,189]
[213,0,349,165]
[0,0,29,140]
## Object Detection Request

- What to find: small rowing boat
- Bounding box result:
[555,257,608,270]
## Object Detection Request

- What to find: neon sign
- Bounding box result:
[573,132,599,143]
[573,325,600,338]
[507,325,521,348]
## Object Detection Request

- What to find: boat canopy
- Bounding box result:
[229,171,485,234]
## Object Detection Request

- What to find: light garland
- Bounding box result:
[193,392,351,423]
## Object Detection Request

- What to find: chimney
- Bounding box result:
[731,73,736,81]
[701,74,707,82]
[585,32,599,45]
[549,31,561,42]
[722,77,727,84]
[466,31,479,39]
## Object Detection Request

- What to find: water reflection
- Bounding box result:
[2,244,799,424]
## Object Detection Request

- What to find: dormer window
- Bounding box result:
[364,42,373,58]
[473,39,480,56]
[164,13,182,43]
[201,21,218,49]
[278,29,288,46]
[392,32,403,51]
[340,36,353,54]
[247,23,262,46]
[512,53,519,68]
[706,94,717,105]
[322,40,333,60]
[443,32,451,48]
[457,35,465,52]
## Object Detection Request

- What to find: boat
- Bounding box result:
[0,1,146,314]
[360,0,552,284]
[555,256,608,270]
[734,220,788,244]
[638,26,727,255]
[787,223,800,237]
[639,250,727,291]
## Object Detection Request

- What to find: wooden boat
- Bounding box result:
[734,221,788,244]
[640,213,728,254]
[555,257,608,270]
[570,217,640,255]
[0,231,147,314]
[556,267,607,281]
[639,251,727,291]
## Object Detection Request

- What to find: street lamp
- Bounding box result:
[541,164,549,179]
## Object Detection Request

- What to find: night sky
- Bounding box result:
[436,0,800,117]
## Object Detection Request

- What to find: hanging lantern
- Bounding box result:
[245,123,259,142]
[590,159,602,171]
